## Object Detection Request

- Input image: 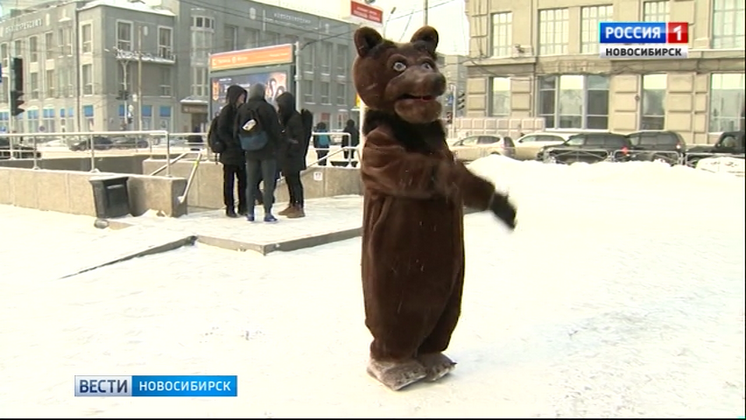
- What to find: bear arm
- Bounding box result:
[450,162,496,210]
[361,131,458,199]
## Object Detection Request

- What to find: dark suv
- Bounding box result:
[542,132,634,164]
[627,130,686,165]
[685,130,745,167]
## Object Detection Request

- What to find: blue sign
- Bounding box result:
[599,22,668,44]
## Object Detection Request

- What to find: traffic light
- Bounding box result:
[457,92,466,111]
[10,57,24,117]
[116,89,130,100]
[445,111,453,125]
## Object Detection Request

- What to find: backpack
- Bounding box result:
[238,106,268,152]
[207,116,225,154]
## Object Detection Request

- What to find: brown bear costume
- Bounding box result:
[353,25,518,391]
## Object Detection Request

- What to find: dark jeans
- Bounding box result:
[223,163,247,211]
[343,148,356,162]
[316,149,329,166]
[246,158,278,215]
[285,172,304,207]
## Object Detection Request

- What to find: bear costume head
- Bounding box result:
[352,26,447,125]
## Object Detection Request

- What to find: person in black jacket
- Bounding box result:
[341,119,360,164]
[235,83,284,223]
[276,92,312,218]
[217,84,249,218]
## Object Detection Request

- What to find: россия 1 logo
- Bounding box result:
[598,21,689,59]
[74,375,238,397]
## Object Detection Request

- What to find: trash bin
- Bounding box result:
[89,175,131,219]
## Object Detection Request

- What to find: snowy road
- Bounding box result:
[0,157,743,417]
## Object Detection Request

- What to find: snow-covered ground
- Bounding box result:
[1,156,744,418]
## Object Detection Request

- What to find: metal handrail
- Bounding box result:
[149,152,192,176]
[1,130,168,172]
[178,151,202,205]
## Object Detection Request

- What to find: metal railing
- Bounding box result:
[309,132,356,167]
[178,150,202,205]
[0,130,169,172]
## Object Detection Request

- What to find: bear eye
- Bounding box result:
[392,61,407,72]
[422,62,433,70]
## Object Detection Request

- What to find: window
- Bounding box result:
[192,16,214,29]
[29,73,39,99]
[192,67,207,97]
[42,108,55,133]
[223,25,238,51]
[538,75,610,129]
[336,44,349,75]
[82,64,93,95]
[244,29,260,49]
[46,69,55,98]
[303,80,314,104]
[158,27,172,59]
[141,105,152,130]
[158,105,172,131]
[44,32,54,60]
[1,43,7,69]
[640,74,666,130]
[29,36,39,62]
[57,28,72,56]
[581,6,613,54]
[262,31,280,47]
[160,67,172,97]
[303,43,315,70]
[13,40,23,57]
[490,12,512,57]
[320,82,330,104]
[642,1,669,22]
[709,73,745,132]
[117,21,132,51]
[336,82,346,105]
[320,42,333,74]
[27,110,39,133]
[490,77,510,117]
[712,0,745,49]
[538,8,569,55]
[81,24,92,53]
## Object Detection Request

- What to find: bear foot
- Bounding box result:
[416,353,456,382]
[366,358,427,391]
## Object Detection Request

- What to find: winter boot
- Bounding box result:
[226,207,238,218]
[278,204,294,216]
[286,204,305,219]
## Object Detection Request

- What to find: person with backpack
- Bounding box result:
[211,84,249,218]
[276,91,313,219]
[235,83,284,223]
[313,122,331,166]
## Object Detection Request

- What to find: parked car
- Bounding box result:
[513,131,581,161]
[541,132,634,164]
[69,136,113,151]
[627,130,686,165]
[449,135,515,162]
[0,138,41,160]
[111,136,149,149]
[685,130,745,167]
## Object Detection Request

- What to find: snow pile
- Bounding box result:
[696,157,745,177]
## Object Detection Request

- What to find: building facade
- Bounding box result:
[464,0,745,144]
[160,0,358,132]
[1,0,359,134]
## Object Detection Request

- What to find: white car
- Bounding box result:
[449,135,516,162]
[513,131,580,161]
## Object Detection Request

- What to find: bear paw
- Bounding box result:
[366,358,427,391]
[416,353,456,382]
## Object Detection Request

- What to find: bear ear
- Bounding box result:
[354,27,384,57]
[410,26,439,53]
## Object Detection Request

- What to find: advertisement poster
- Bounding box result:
[211,71,289,115]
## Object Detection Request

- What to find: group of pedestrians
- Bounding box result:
[209,83,314,222]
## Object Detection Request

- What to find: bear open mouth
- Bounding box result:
[399,94,436,101]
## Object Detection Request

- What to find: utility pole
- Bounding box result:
[423,0,428,25]
[137,24,143,132]
[294,40,302,111]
